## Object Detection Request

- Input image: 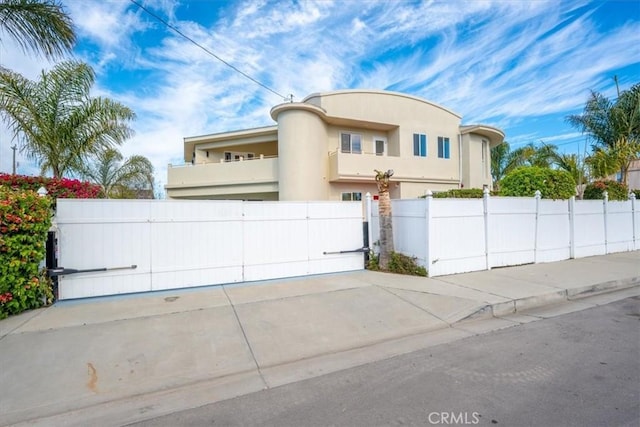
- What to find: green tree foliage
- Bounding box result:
[0,0,75,60]
[582,180,629,201]
[491,142,529,189]
[567,83,640,185]
[77,148,154,199]
[0,61,136,177]
[0,188,52,319]
[500,166,576,199]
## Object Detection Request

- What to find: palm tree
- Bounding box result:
[0,61,135,177]
[0,0,75,60]
[78,148,154,199]
[490,142,530,189]
[567,83,640,185]
[374,169,394,270]
[523,142,559,168]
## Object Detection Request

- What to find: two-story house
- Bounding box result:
[166,89,505,201]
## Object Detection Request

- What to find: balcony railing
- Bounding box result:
[328,150,458,183]
[167,155,278,190]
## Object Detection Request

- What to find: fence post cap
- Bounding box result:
[425,190,433,197]
[534,190,542,198]
[629,192,636,200]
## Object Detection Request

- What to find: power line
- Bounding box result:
[128,0,291,101]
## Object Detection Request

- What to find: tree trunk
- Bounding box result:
[378,187,394,269]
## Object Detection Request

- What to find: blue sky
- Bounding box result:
[1,0,639,195]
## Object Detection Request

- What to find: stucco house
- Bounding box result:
[166,90,505,201]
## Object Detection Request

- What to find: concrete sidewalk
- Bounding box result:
[1,251,639,426]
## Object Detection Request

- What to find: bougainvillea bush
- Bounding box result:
[0,173,104,203]
[583,180,629,201]
[0,188,53,319]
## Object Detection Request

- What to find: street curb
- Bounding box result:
[566,277,640,300]
[485,277,640,319]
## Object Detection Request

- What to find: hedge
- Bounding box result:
[0,188,53,319]
[499,167,576,199]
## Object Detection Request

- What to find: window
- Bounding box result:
[413,133,427,157]
[482,140,488,176]
[341,133,362,154]
[438,137,450,159]
[341,192,362,201]
[374,138,385,156]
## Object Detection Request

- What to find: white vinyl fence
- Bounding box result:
[370,192,638,277]
[54,199,364,300]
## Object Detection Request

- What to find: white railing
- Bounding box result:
[370,191,638,277]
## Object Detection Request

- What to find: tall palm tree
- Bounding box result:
[374,169,394,270]
[567,83,640,185]
[0,0,75,60]
[0,61,135,177]
[78,148,154,199]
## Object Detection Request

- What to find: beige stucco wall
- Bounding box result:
[461,134,492,189]
[276,107,329,201]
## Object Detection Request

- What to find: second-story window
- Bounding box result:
[413,133,427,157]
[438,136,450,159]
[341,133,362,154]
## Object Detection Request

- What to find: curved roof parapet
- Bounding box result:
[271,89,462,121]
[460,124,505,147]
[302,89,461,118]
[270,101,328,122]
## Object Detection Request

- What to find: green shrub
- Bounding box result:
[583,180,629,201]
[388,252,427,276]
[432,188,485,198]
[500,167,576,199]
[0,188,53,319]
[367,251,427,276]
[632,189,640,199]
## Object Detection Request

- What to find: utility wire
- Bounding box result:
[128,0,291,101]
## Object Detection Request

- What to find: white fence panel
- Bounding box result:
[242,202,310,281]
[368,194,636,278]
[488,197,536,268]
[573,200,606,258]
[307,202,364,275]
[56,199,363,300]
[149,201,244,291]
[536,200,571,263]
[56,200,152,299]
[606,200,635,253]
[430,199,486,276]
[635,199,640,251]
[391,199,428,266]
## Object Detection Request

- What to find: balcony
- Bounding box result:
[328,150,458,183]
[166,156,278,199]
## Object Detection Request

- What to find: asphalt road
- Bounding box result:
[129,297,640,427]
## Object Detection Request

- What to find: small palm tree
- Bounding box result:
[0,0,75,60]
[0,61,135,177]
[374,169,394,270]
[78,148,154,199]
